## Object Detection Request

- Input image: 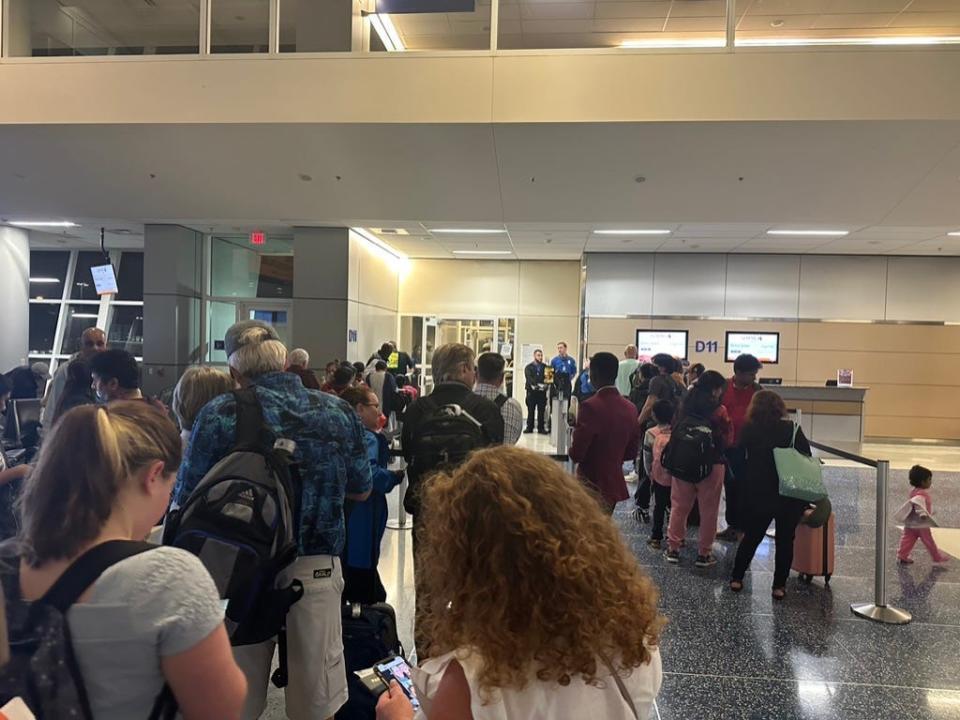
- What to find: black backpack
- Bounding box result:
[336,603,404,720]
[164,389,303,687]
[660,415,716,483]
[0,540,176,720]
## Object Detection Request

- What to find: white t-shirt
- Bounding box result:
[67,546,225,720]
[412,647,662,720]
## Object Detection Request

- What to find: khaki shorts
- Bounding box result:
[235,555,347,720]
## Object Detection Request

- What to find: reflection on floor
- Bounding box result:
[264,461,960,719]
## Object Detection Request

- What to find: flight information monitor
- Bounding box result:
[725,332,780,365]
[635,330,688,361]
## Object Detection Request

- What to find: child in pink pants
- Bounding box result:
[898,465,949,564]
[668,465,725,559]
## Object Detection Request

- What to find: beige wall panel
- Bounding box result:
[518,261,582,317]
[586,318,651,346]
[354,238,400,312]
[857,385,960,420]
[399,260,519,316]
[797,322,960,354]
[796,349,960,386]
[866,416,960,441]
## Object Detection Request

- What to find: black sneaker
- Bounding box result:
[523,428,534,434]
[695,554,718,568]
[639,509,650,524]
[665,549,680,564]
[647,538,662,550]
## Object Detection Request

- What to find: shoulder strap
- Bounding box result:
[790,421,799,448]
[233,388,265,449]
[494,395,508,409]
[41,540,155,614]
[598,651,639,720]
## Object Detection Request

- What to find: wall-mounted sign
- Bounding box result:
[250,231,265,246]
[377,0,474,12]
[725,331,780,364]
[635,330,688,360]
[521,343,543,368]
[695,340,719,353]
[91,263,118,296]
[348,329,358,343]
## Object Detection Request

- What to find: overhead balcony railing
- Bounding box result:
[2,0,959,59]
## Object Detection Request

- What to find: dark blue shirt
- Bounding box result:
[173,372,372,557]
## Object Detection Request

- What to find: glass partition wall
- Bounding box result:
[3,0,958,57]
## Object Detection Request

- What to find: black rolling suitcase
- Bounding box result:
[335,602,405,720]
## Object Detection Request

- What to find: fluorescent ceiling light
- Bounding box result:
[766,230,849,237]
[29,277,61,283]
[369,13,404,52]
[593,229,672,236]
[9,221,79,228]
[620,38,725,49]
[351,227,405,261]
[948,231,960,237]
[71,313,99,319]
[431,228,506,235]
[738,35,960,48]
[452,250,513,256]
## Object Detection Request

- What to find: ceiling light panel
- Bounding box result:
[766,229,849,237]
[592,229,672,236]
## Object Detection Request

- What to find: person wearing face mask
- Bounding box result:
[339,386,404,605]
[475,352,523,446]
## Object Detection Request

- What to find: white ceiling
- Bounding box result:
[4,119,960,259]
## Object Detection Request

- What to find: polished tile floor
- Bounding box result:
[263,446,960,719]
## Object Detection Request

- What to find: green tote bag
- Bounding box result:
[773,423,827,502]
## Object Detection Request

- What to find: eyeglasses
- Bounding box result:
[362,402,381,409]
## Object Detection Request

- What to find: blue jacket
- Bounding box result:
[551,355,577,379]
[343,430,401,570]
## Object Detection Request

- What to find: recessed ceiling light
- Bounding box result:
[620,38,725,49]
[451,250,513,256]
[9,221,79,228]
[29,277,61,283]
[766,229,848,237]
[593,229,672,236]
[738,35,960,47]
[948,231,960,237]
[432,228,506,235]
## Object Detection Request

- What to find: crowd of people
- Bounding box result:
[0,325,666,720]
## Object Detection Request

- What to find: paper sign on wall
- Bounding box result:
[520,344,543,368]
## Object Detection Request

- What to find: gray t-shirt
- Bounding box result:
[67,546,224,720]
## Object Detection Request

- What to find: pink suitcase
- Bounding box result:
[792,512,835,586]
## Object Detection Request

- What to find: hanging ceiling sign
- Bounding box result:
[377,0,474,13]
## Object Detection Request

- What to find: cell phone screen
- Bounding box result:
[374,656,421,710]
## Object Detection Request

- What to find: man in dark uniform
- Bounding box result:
[523,348,548,434]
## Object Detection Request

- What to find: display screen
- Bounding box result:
[725,332,780,364]
[635,330,688,361]
[91,263,119,296]
[374,656,420,710]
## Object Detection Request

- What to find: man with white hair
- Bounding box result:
[286,347,321,390]
[173,320,372,720]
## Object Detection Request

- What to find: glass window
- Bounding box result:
[60,305,101,356]
[29,251,69,300]
[71,252,107,301]
[29,304,60,354]
[369,0,492,51]
[207,301,238,364]
[212,0,270,53]
[108,306,144,357]
[280,0,355,52]
[7,0,201,57]
[736,0,960,45]
[210,236,293,299]
[115,252,145,302]
[498,0,726,49]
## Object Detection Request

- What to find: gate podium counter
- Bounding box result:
[767,386,868,445]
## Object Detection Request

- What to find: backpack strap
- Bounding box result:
[494,394,508,410]
[41,540,155,614]
[234,388,266,451]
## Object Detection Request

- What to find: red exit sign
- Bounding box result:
[250,231,265,246]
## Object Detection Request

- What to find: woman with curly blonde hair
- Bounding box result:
[377,446,663,720]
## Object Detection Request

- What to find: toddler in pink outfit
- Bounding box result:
[898,465,949,565]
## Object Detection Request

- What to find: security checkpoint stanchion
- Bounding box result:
[385,435,411,531]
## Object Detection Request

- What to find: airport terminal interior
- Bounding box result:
[2,0,960,718]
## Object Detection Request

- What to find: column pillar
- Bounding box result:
[4,0,33,57]
[0,227,29,372]
[142,225,203,396]
[291,0,361,52]
[293,227,351,367]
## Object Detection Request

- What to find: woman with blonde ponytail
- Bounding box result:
[9,401,247,719]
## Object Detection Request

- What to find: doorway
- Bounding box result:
[400,315,516,395]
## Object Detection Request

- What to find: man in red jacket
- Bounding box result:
[719,353,763,540]
[569,352,641,515]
